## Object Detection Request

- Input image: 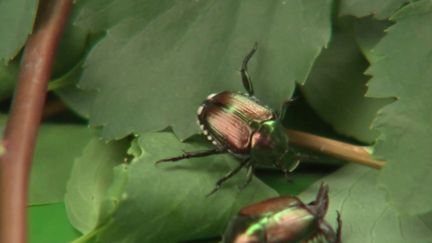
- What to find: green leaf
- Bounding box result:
[73,0,175,33]
[366,0,432,215]
[0,15,90,101]
[29,124,94,205]
[257,170,328,196]
[72,0,332,139]
[0,0,38,62]
[302,26,392,143]
[55,63,95,118]
[0,116,94,205]
[55,82,95,119]
[351,17,392,62]
[52,32,112,118]
[282,96,357,142]
[29,203,80,243]
[75,131,277,242]
[65,138,128,234]
[339,0,408,19]
[300,165,432,243]
[52,17,89,79]
[0,60,19,100]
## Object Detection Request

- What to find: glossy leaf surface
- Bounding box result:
[67,132,278,242]
[29,124,94,205]
[0,116,94,205]
[367,0,432,215]
[0,0,38,62]
[65,138,128,234]
[29,203,80,243]
[0,60,19,100]
[339,0,408,19]
[351,17,392,61]
[300,165,432,243]
[71,0,332,139]
[302,27,391,143]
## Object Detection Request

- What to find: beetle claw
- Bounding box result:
[335,211,342,243]
[154,155,185,164]
[155,158,170,164]
[206,185,220,197]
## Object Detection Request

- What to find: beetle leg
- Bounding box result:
[276,162,292,182]
[239,162,255,189]
[240,42,258,96]
[207,158,250,196]
[155,149,225,164]
[318,211,342,243]
[273,155,293,182]
[335,211,342,243]
[279,96,299,120]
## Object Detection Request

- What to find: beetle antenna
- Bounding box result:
[206,158,250,197]
[240,42,258,96]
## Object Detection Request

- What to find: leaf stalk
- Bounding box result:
[0,1,73,242]
[286,129,385,169]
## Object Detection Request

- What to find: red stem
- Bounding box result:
[0,1,73,242]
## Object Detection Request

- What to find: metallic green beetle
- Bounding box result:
[223,183,342,243]
[157,43,302,195]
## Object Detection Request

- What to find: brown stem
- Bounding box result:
[0,1,73,243]
[286,130,385,169]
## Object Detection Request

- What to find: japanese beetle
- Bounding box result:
[157,43,302,195]
[223,183,342,243]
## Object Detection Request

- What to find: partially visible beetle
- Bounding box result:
[223,183,342,243]
[157,43,303,195]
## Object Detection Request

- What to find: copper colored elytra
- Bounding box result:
[197,91,275,153]
[223,183,342,243]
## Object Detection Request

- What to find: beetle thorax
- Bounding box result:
[249,120,290,165]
